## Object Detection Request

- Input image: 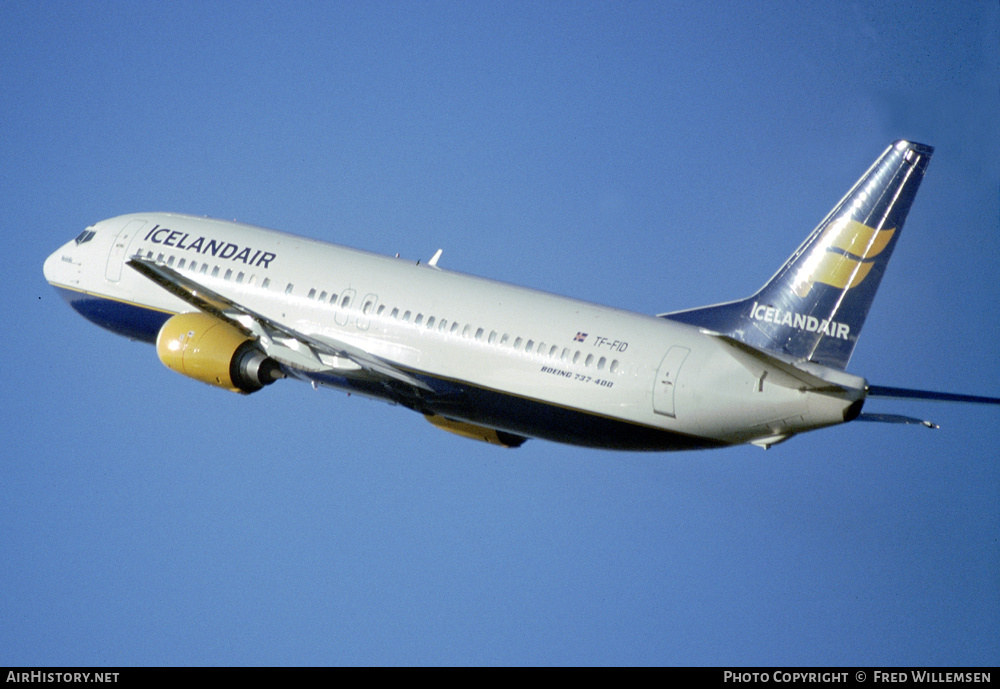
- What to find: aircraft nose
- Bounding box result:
[43,245,65,284]
[43,237,82,287]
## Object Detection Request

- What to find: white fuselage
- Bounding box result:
[44,213,866,450]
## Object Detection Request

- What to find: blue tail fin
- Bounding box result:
[663,140,933,370]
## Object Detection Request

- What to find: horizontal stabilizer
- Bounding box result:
[867,385,1000,406]
[856,413,938,428]
[707,331,852,394]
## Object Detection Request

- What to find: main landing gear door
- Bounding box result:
[653,346,690,418]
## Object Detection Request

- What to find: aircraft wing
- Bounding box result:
[126,257,433,392]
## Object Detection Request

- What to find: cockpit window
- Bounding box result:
[74,230,96,245]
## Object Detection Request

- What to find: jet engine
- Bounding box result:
[156,312,284,393]
[424,414,527,448]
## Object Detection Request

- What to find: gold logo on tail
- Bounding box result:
[793,219,895,297]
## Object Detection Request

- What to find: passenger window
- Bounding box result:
[561,348,569,361]
[329,293,338,304]
[500,334,509,345]
[211,266,220,278]
[426,316,435,328]
[462,325,471,338]
[167,255,175,266]
[526,340,534,352]
[200,264,208,275]
[450,322,459,334]
[513,337,522,349]
[391,308,399,319]
[236,272,244,284]
[598,357,606,370]
[488,331,497,344]
[363,301,374,315]
[178,258,186,269]
[319,291,327,301]
[340,294,350,308]
[439,320,448,332]
[610,360,619,373]
[261,277,270,288]
[403,311,411,322]
[585,354,594,367]
[573,351,581,364]
[415,314,423,325]
[285,283,294,295]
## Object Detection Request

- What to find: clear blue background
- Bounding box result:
[3,1,997,666]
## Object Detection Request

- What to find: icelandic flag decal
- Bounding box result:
[574,332,588,342]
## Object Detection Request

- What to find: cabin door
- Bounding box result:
[652,346,690,417]
[105,219,147,281]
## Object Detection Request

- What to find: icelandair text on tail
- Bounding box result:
[748,302,851,340]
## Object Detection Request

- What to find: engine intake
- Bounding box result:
[156,312,284,393]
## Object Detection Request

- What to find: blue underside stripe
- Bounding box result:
[53,285,171,343]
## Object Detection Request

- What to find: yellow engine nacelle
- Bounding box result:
[424,414,527,448]
[156,312,283,393]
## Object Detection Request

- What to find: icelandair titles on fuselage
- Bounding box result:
[142,224,276,268]
[748,301,850,340]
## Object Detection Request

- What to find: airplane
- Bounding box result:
[42,140,1000,450]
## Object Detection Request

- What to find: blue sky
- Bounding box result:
[3,1,998,666]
